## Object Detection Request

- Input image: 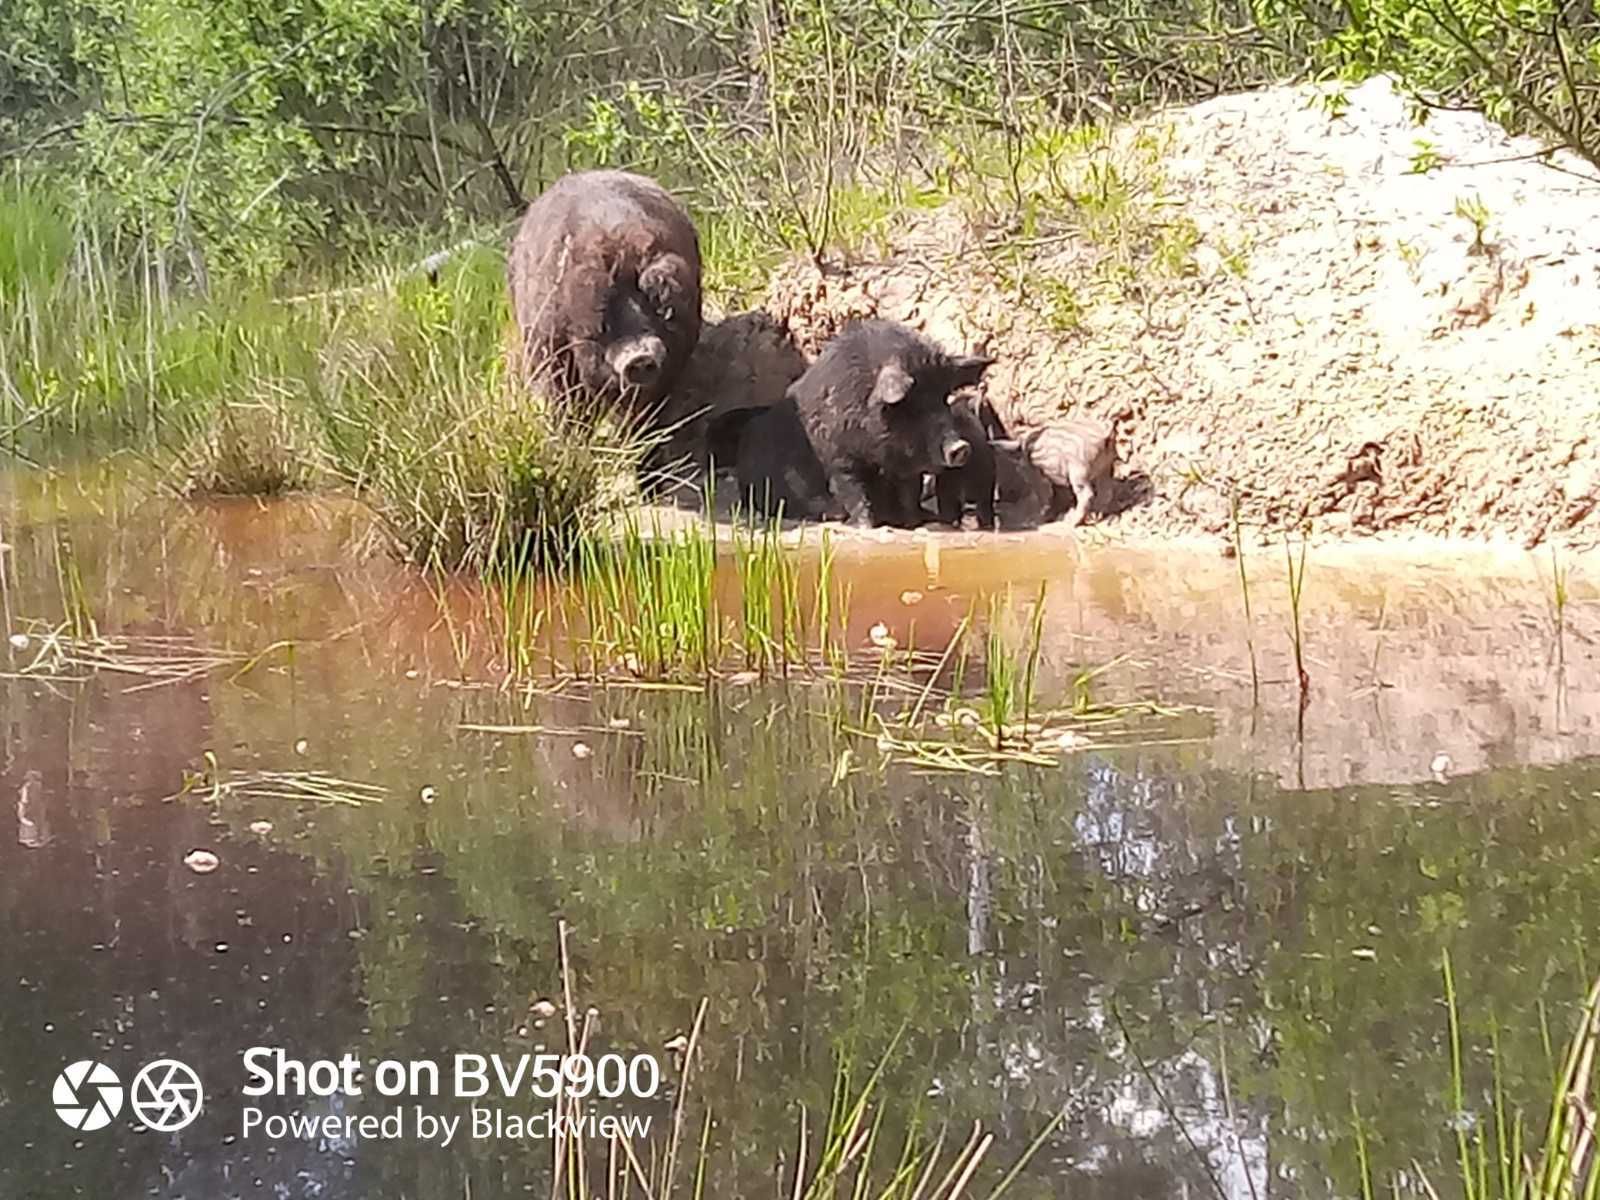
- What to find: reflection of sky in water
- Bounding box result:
[1052,759,1267,1197]
[1074,756,1162,893]
[1096,1045,1270,1200]
[5,480,1598,1200]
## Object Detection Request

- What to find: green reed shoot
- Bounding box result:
[815,527,843,674]
[735,510,797,673]
[984,597,1021,750]
[51,527,95,641]
[572,514,719,680]
[1230,490,1261,705]
[1019,582,1047,734]
[1284,525,1310,704]
[1550,543,1569,671]
[492,567,547,678]
[1435,949,1600,1200]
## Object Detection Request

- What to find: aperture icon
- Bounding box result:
[131,1059,204,1131]
[52,1061,124,1131]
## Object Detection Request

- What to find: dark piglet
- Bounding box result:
[653,310,806,476]
[707,401,843,522]
[792,321,993,528]
[507,170,701,423]
[933,396,1022,529]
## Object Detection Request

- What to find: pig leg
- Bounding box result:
[892,476,928,528]
[829,470,876,527]
[1043,484,1070,523]
[1066,465,1095,527]
[864,474,922,528]
[934,471,964,526]
[975,489,997,531]
[972,457,997,530]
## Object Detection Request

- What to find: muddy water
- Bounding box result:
[2,469,1597,1199]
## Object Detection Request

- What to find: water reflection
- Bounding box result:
[0,470,1597,1198]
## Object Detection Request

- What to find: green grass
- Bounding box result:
[166,397,320,497]
[0,185,329,456]
[1377,953,1600,1200]
[0,181,641,573]
[571,512,721,679]
[538,922,1062,1200]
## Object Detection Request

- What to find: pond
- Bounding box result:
[2,466,1596,1199]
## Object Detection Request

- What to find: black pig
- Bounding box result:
[791,321,993,528]
[706,400,843,522]
[507,170,701,423]
[932,395,1024,529]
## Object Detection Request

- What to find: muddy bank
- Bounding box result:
[753,75,1600,551]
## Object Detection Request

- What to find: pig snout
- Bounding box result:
[942,437,972,469]
[610,338,668,389]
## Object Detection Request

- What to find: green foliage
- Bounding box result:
[1409,137,1446,173]
[5,0,1597,297]
[1,0,1316,282]
[1455,192,1495,252]
[1261,0,1600,171]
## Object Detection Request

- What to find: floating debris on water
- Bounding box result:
[184,849,220,874]
[173,764,389,808]
[247,821,273,836]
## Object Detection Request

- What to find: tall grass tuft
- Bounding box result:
[1397,951,1600,1200]
[0,183,328,462]
[167,398,321,497]
[314,249,642,573]
[571,513,720,679]
[734,509,804,674]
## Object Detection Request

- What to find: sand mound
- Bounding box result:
[762,76,1600,547]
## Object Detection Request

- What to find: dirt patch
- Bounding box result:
[761,76,1600,549]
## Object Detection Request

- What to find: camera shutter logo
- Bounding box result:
[130,1060,204,1132]
[52,1060,124,1131]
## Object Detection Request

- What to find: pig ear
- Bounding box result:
[948,355,994,391]
[871,360,914,406]
[639,254,687,300]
